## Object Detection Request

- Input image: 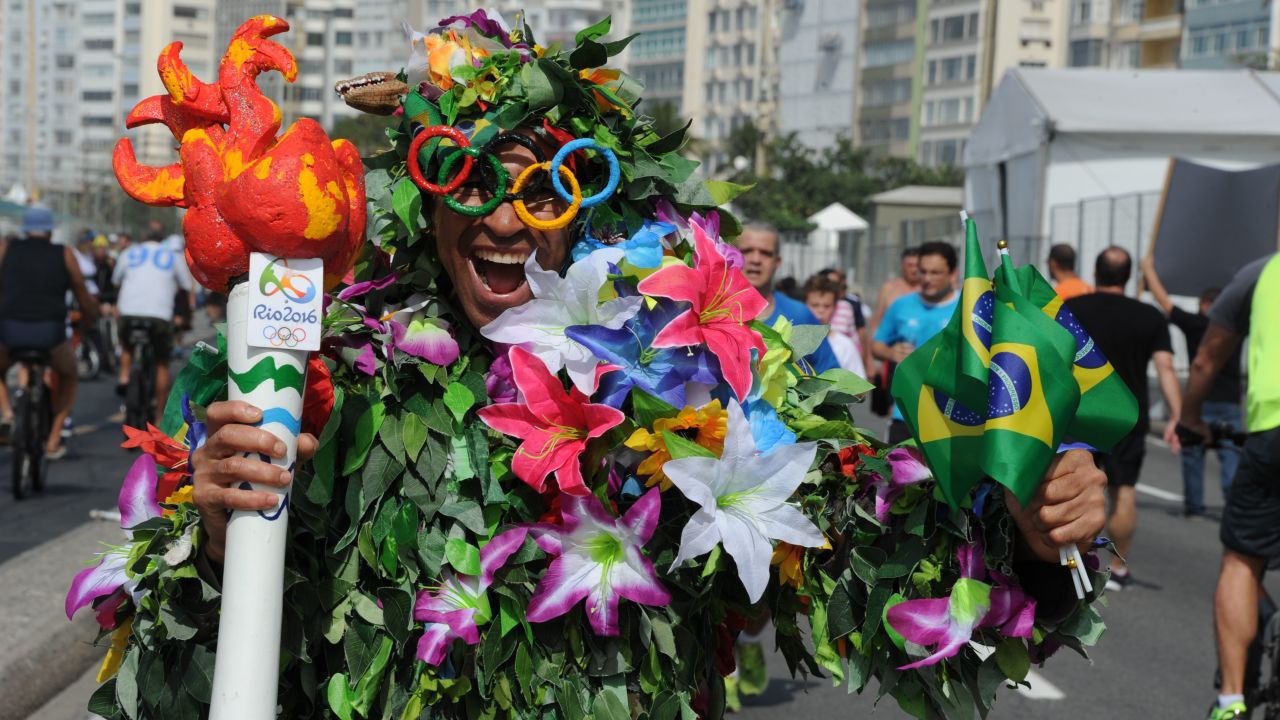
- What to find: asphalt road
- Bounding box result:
[739,414,1280,720]
[6,375,1276,719]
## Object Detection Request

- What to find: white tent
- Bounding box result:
[964,68,1280,284]
[779,202,868,285]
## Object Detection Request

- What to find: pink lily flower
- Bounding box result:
[885,540,1036,669]
[66,455,162,629]
[637,222,766,401]
[527,488,671,636]
[413,528,528,666]
[869,447,933,523]
[477,346,624,497]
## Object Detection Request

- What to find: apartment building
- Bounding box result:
[0,0,83,208]
[217,0,287,105]
[855,0,921,159]
[918,3,983,166]
[683,0,779,174]
[279,0,357,129]
[982,0,1069,95]
[1067,0,1180,68]
[629,0,688,115]
[776,0,859,152]
[1181,0,1271,69]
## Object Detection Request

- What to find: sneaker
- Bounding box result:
[1208,701,1247,719]
[45,445,68,461]
[1105,569,1133,592]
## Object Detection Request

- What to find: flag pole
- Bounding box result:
[994,238,1091,600]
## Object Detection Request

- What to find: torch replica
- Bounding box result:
[113,17,365,719]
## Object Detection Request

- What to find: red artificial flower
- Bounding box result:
[714,623,737,677]
[121,424,187,469]
[838,444,876,478]
[477,346,624,496]
[637,222,767,401]
[301,353,335,438]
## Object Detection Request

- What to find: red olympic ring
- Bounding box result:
[407,125,474,195]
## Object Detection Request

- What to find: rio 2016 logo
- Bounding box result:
[259,259,317,304]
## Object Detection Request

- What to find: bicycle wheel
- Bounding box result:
[31,379,51,493]
[10,388,31,500]
[77,339,101,381]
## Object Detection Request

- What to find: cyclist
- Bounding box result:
[113,230,196,422]
[0,205,100,459]
[1180,253,1280,720]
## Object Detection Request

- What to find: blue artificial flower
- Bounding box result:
[745,399,796,455]
[567,298,713,408]
[570,219,676,269]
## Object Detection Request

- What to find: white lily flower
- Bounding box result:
[664,401,825,602]
[480,249,641,394]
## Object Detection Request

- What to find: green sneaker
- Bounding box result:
[737,641,768,697]
[723,672,742,713]
[1208,701,1248,719]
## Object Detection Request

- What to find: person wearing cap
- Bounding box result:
[0,205,99,458]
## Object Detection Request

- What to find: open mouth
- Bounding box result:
[334,72,408,116]
[471,248,531,295]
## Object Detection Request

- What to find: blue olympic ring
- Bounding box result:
[549,138,620,210]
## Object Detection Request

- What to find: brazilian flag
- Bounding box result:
[1011,266,1139,450]
[892,218,1136,508]
[925,213,994,412]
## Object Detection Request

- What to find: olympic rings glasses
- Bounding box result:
[406,125,620,231]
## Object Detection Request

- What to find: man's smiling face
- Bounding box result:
[430,129,571,329]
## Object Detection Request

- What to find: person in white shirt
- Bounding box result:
[113,232,196,421]
[803,275,866,378]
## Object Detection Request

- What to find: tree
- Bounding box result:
[726,133,963,232]
[330,115,398,157]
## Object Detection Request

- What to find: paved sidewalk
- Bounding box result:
[0,519,122,720]
[27,665,101,720]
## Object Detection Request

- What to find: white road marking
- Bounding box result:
[972,645,1067,700]
[1135,483,1184,503]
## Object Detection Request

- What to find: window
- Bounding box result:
[863,78,912,106]
[123,83,139,97]
[942,15,966,41]
[335,59,353,74]
[968,13,980,38]
[84,39,114,51]
[333,7,353,17]
[864,39,915,67]
[1071,0,1091,23]
[82,90,113,102]
[335,31,353,45]
[1113,41,1139,67]
[1118,0,1143,22]
[82,12,113,24]
[84,116,115,127]
[1069,38,1102,66]
[708,10,716,32]
[173,5,206,20]
[307,32,324,46]
[55,54,74,69]
[125,2,140,13]
[55,130,72,144]
[867,0,915,28]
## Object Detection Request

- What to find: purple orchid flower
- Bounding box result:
[653,200,740,269]
[527,488,671,636]
[485,346,518,404]
[439,10,512,46]
[886,540,1037,669]
[66,455,161,628]
[414,527,529,666]
[867,447,933,523]
[355,298,461,368]
[337,272,399,301]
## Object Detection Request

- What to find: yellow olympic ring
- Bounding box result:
[511,162,582,231]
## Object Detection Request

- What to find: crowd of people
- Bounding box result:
[0,207,217,460]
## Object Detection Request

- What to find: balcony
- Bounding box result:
[1139,13,1182,40]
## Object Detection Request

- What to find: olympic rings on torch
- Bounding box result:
[512,162,582,231]
[262,326,306,348]
[548,138,620,209]
[407,126,473,195]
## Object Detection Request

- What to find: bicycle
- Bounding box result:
[123,323,157,430]
[10,349,53,500]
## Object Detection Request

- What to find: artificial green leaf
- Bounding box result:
[632,389,678,428]
[994,637,1030,682]
[574,16,611,43]
[819,367,875,397]
[327,673,355,720]
[403,413,428,462]
[704,179,754,205]
[602,33,638,56]
[789,324,829,359]
[661,430,716,460]
[443,382,476,423]
[342,394,386,476]
[391,177,422,234]
[446,537,482,576]
[570,38,608,69]
[645,119,691,155]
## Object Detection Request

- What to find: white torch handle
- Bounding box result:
[209,282,309,720]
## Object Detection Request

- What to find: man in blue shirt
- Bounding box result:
[737,222,840,373]
[872,241,960,443]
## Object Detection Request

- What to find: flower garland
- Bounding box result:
[71,10,1108,720]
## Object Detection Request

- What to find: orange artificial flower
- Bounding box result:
[624,400,728,490]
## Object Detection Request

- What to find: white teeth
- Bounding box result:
[475,249,529,265]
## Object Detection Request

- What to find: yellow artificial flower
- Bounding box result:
[97,617,134,682]
[165,485,194,506]
[625,400,727,490]
[421,29,489,91]
[771,535,832,589]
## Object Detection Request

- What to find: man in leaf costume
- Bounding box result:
[71,11,1112,719]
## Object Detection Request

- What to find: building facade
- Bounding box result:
[1181,0,1270,69]
[982,0,1069,96]
[1066,0,1182,68]
[280,0,357,130]
[776,0,859,152]
[918,1,983,166]
[855,0,922,159]
[683,0,779,175]
[629,0,688,116]
[217,0,288,106]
